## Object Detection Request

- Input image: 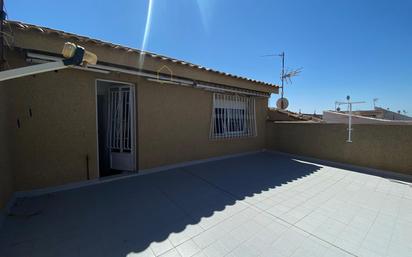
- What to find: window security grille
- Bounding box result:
[107,87,133,152]
[210,93,257,139]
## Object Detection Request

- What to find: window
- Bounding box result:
[210,93,257,139]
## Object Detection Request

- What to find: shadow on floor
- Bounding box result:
[0,152,323,257]
[274,151,412,183]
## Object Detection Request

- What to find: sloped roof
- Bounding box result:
[5,20,278,89]
[268,108,323,122]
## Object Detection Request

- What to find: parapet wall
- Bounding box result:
[266,122,412,175]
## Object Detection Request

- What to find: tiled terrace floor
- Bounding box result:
[1,152,412,257]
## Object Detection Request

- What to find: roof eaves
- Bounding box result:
[5,20,279,89]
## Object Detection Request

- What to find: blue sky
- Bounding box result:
[6,0,412,114]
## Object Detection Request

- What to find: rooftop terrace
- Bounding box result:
[1,152,411,257]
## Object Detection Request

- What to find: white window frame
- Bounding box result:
[210,93,257,139]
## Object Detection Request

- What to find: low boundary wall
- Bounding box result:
[266,122,412,175]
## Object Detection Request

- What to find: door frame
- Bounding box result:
[95,78,137,178]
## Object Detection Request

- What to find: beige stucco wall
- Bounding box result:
[0,48,268,195]
[0,23,273,205]
[138,80,267,169]
[0,49,98,192]
[0,82,13,209]
[6,71,99,191]
[266,122,412,175]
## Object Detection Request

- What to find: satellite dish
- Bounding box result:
[276,97,289,109]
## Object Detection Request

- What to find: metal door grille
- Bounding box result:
[210,93,256,139]
[108,87,133,152]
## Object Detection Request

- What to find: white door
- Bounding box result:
[107,86,135,171]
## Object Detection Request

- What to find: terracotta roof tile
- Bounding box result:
[5,20,278,88]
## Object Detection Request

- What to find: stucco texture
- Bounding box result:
[0,83,13,209]
[137,79,267,169]
[1,56,268,198]
[6,69,99,191]
[266,122,412,175]
[0,24,273,207]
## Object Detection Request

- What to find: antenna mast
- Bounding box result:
[262,52,302,110]
[280,51,285,101]
[335,96,365,143]
[278,52,302,109]
[373,98,378,109]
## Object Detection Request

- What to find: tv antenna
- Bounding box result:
[262,52,302,109]
[334,101,341,111]
[373,98,379,108]
[335,96,365,143]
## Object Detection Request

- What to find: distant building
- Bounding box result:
[323,108,412,125]
[350,107,412,121]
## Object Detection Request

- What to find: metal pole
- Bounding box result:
[280,52,285,108]
[347,102,352,143]
[0,61,68,82]
[335,99,365,143]
[0,0,4,70]
[281,52,284,99]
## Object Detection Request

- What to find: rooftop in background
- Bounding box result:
[267,108,323,122]
[348,107,412,121]
[323,109,412,125]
